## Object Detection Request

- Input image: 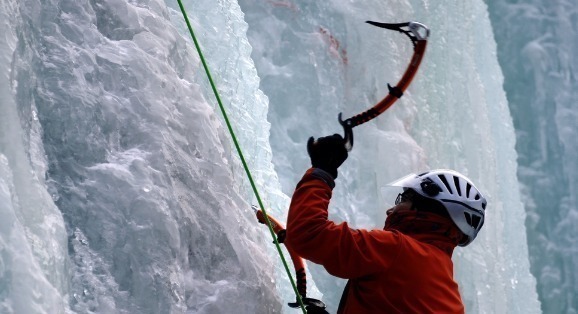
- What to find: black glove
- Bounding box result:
[307,134,348,179]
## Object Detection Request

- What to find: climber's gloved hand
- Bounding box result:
[307,134,348,179]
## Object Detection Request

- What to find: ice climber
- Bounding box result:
[285,134,487,313]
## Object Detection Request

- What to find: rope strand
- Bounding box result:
[175,1,307,312]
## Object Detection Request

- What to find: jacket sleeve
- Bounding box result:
[285,168,401,279]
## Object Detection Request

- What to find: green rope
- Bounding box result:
[175,1,307,313]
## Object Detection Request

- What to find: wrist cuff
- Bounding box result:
[310,168,336,189]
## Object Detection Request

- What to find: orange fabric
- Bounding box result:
[285,169,465,314]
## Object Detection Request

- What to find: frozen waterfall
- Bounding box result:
[0,0,546,313]
[486,1,578,312]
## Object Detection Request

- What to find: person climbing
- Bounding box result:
[285,134,487,313]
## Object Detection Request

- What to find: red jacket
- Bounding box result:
[285,169,464,314]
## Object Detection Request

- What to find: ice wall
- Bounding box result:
[239,0,541,313]
[0,0,548,312]
[2,0,288,313]
[486,1,578,313]
[0,1,68,312]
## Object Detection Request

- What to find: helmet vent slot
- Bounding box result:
[453,176,462,196]
[475,194,480,200]
[438,175,453,194]
[472,215,482,229]
[466,183,472,198]
[463,212,472,225]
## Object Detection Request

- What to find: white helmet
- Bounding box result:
[389,169,487,246]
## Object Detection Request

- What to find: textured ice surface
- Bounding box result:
[0,0,551,313]
[2,0,285,313]
[239,0,540,313]
[486,1,578,313]
[0,1,68,313]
